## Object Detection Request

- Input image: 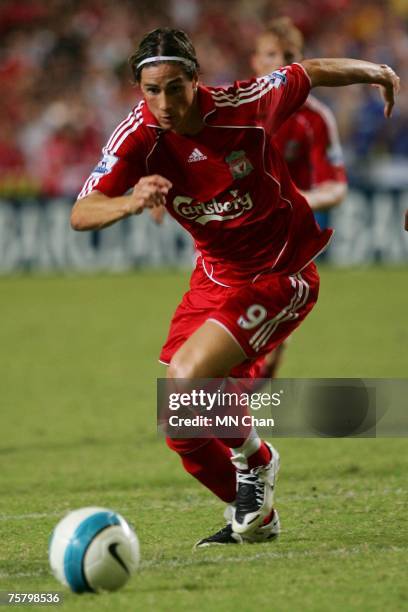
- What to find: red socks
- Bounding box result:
[166,435,274,502]
[166,437,236,503]
[247,441,272,470]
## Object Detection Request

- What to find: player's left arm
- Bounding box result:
[302,59,400,118]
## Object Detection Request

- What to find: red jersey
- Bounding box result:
[78,63,332,286]
[273,95,347,190]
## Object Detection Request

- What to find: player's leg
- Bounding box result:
[166,320,251,505]
[167,317,246,378]
[195,263,320,544]
[160,265,247,503]
[165,437,237,504]
[167,320,280,537]
[258,342,287,378]
[164,262,319,543]
[168,319,276,473]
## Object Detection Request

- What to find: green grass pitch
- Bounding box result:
[0,266,407,611]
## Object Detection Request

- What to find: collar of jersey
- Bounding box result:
[141,85,216,130]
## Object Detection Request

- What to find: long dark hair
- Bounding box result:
[129,28,200,82]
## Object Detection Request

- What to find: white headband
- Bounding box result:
[136,55,194,70]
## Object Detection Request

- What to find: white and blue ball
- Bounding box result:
[49,507,140,593]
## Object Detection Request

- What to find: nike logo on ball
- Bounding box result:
[108,542,129,574]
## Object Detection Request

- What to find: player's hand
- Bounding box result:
[373,65,400,118]
[126,175,172,215]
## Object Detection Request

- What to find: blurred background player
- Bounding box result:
[251,17,348,379]
[252,17,348,223]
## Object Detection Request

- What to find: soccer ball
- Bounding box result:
[49,507,140,593]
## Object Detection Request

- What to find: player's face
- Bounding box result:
[140,64,198,132]
[251,34,286,77]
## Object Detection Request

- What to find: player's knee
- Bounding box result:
[167,353,201,379]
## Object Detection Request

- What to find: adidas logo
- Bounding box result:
[188,148,207,162]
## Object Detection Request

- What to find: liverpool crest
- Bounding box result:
[225,150,253,180]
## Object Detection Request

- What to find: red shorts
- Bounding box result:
[160,259,319,378]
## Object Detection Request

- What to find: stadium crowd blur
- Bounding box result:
[1,0,407,200]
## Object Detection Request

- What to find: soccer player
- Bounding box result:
[251,17,348,378]
[72,28,399,547]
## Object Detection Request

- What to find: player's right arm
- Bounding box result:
[71,103,172,231]
[71,175,172,231]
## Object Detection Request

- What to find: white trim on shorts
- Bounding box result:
[207,318,248,358]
